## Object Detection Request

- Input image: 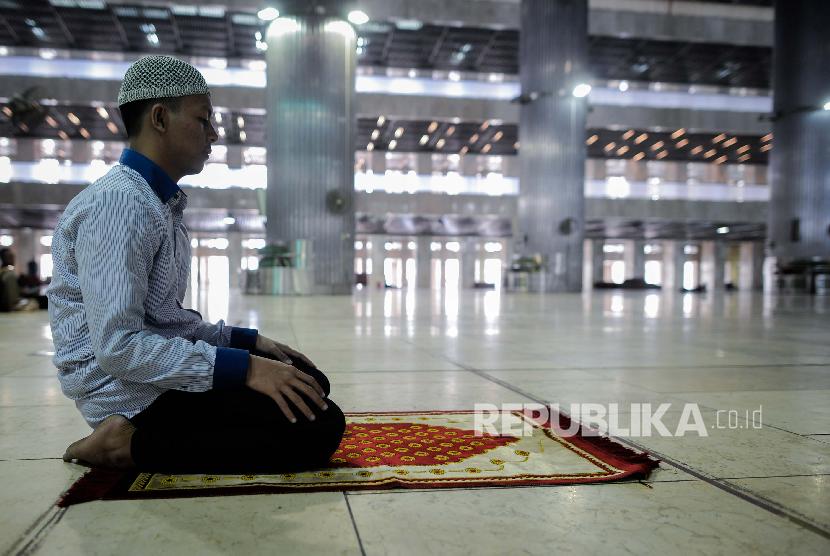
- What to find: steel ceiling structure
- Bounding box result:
[1,1,772,89]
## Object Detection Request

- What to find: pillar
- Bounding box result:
[517,0,588,292]
[415,153,432,176]
[460,239,476,289]
[226,145,243,169]
[228,231,242,289]
[739,241,764,291]
[662,241,685,291]
[416,236,432,288]
[370,236,386,288]
[700,241,726,291]
[768,2,830,263]
[624,240,645,279]
[588,238,604,287]
[264,14,356,294]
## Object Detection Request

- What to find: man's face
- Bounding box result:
[164,94,218,176]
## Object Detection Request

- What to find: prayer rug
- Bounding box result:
[58,409,659,506]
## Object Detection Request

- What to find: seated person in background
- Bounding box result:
[48,55,345,473]
[0,248,37,312]
[18,260,48,309]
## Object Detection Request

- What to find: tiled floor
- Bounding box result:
[1,288,829,555]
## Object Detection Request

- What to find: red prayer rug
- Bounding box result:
[58,410,659,506]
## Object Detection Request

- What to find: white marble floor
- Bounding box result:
[1,288,829,555]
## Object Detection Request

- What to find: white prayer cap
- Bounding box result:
[117,55,210,106]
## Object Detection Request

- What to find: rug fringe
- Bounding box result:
[551,411,661,475]
[57,469,127,507]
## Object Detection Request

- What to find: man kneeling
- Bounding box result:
[47,55,345,473]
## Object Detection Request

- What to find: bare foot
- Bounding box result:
[63,414,136,469]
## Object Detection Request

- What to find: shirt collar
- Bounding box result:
[119,148,182,204]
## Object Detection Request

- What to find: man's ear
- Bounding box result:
[148,103,169,134]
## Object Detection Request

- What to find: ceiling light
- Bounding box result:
[377,116,385,127]
[618,81,629,92]
[223,216,236,225]
[738,154,751,162]
[572,83,591,98]
[67,112,80,125]
[616,145,629,155]
[480,121,490,131]
[633,152,645,161]
[419,134,429,145]
[704,149,716,158]
[395,19,423,31]
[712,133,726,143]
[58,130,69,140]
[493,131,503,141]
[676,138,689,148]
[257,7,279,21]
[586,134,598,145]
[436,138,446,149]
[717,226,729,234]
[656,150,668,159]
[761,133,772,142]
[634,133,648,144]
[107,122,119,134]
[427,121,438,133]
[824,101,830,111]
[79,127,90,139]
[371,130,379,140]
[514,141,519,150]
[237,116,245,128]
[470,134,480,144]
[604,142,616,152]
[214,112,223,123]
[737,145,750,154]
[691,146,703,155]
[394,127,404,138]
[218,126,226,137]
[446,126,455,136]
[760,144,772,152]
[239,131,247,142]
[388,139,397,150]
[367,143,374,151]
[723,137,737,147]
[45,115,58,128]
[96,107,109,119]
[481,144,491,153]
[146,33,160,46]
[347,10,369,25]
[671,128,686,139]
[650,141,664,151]
[714,155,727,164]
[460,146,469,155]
[448,71,461,82]
[622,130,634,140]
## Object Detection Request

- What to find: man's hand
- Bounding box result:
[246,354,327,423]
[255,334,317,369]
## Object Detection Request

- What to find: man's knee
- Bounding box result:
[313,401,346,463]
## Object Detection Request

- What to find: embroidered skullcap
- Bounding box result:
[117,55,210,106]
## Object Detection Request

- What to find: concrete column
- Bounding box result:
[370,236,386,288]
[769,2,830,263]
[460,239,477,289]
[416,236,432,289]
[517,0,587,292]
[227,231,242,289]
[415,153,432,176]
[264,14,356,294]
[700,241,726,291]
[461,155,477,177]
[588,238,604,287]
[661,240,685,291]
[502,155,520,178]
[16,139,37,162]
[70,141,92,164]
[369,151,386,174]
[624,240,645,279]
[12,228,37,273]
[739,241,765,291]
[226,145,244,169]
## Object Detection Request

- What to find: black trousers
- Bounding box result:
[129,352,345,473]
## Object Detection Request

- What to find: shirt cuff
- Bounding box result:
[229,327,259,351]
[213,347,249,389]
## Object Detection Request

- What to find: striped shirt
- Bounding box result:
[47,149,257,427]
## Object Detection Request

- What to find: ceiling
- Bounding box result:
[1,0,772,89]
[0,101,773,165]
